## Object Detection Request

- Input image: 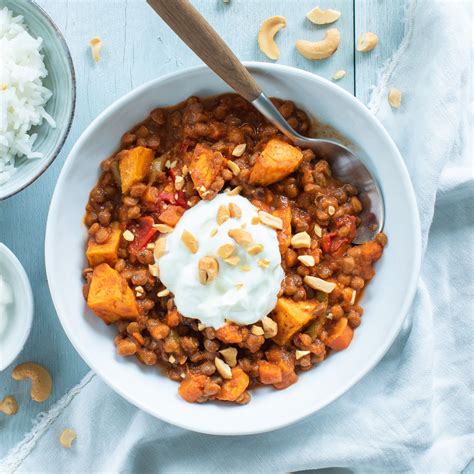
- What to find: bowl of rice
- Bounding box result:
[0,0,75,200]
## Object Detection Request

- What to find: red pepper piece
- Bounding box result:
[331,237,350,258]
[128,216,158,254]
[158,192,176,204]
[321,232,336,254]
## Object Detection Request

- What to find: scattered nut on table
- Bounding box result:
[356,32,378,52]
[0,395,18,416]
[11,362,53,403]
[89,36,102,63]
[306,6,341,25]
[258,15,287,60]
[59,428,77,448]
[296,28,340,60]
[388,87,402,108]
[332,69,346,80]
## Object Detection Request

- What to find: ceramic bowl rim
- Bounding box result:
[0,243,34,371]
[0,0,77,200]
[45,62,422,435]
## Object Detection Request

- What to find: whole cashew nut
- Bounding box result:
[0,395,18,416]
[306,7,341,25]
[12,362,53,403]
[296,28,340,60]
[59,428,77,448]
[258,15,287,60]
[388,87,402,108]
[356,32,379,52]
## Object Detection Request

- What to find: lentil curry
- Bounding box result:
[83,94,386,404]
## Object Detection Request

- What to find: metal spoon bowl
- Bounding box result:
[147,0,384,243]
[253,93,384,243]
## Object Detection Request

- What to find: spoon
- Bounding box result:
[147,0,384,243]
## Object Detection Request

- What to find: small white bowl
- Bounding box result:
[46,63,422,435]
[0,243,34,371]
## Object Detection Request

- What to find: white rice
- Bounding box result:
[0,7,56,184]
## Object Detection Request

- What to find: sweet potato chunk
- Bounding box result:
[216,367,249,402]
[119,146,154,194]
[272,206,292,253]
[179,373,210,403]
[272,298,322,345]
[158,205,185,227]
[249,139,303,186]
[215,323,243,344]
[258,361,283,385]
[86,224,121,266]
[189,144,224,198]
[87,263,139,324]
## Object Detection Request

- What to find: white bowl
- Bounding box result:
[45,63,421,435]
[0,243,34,371]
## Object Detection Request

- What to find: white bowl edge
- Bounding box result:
[45,62,422,435]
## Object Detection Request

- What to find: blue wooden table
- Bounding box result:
[0,0,405,457]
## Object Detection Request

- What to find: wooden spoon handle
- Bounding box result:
[146,0,262,102]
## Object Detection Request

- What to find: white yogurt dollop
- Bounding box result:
[0,274,13,336]
[157,194,284,328]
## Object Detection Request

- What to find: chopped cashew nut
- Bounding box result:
[296,350,311,360]
[153,237,167,258]
[59,428,77,448]
[227,160,240,176]
[350,290,357,305]
[148,264,160,277]
[12,362,52,403]
[89,36,102,63]
[224,255,240,266]
[298,255,315,267]
[332,69,346,80]
[304,275,337,293]
[229,202,242,219]
[197,323,206,331]
[122,230,134,241]
[157,288,170,297]
[181,230,199,253]
[0,396,18,416]
[328,205,336,216]
[291,231,311,249]
[153,224,173,233]
[219,347,238,367]
[232,143,247,157]
[198,256,219,284]
[217,243,235,259]
[258,15,287,60]
[228,228,253,247]
[247,244,264,256]
[306,7,341,25]
[388,87,402,108]
[262,316,278,338]
[314,223,322,237]
[296,28,340,60]
[174,175,185,190]
[251,325,264,336]
[215,357,232,379]
[356,32,378,52]
[258,211,283,230]
[217,204,230,225]
[225,186,242,196]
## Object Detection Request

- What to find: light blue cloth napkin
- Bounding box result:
[1,1,472,472]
